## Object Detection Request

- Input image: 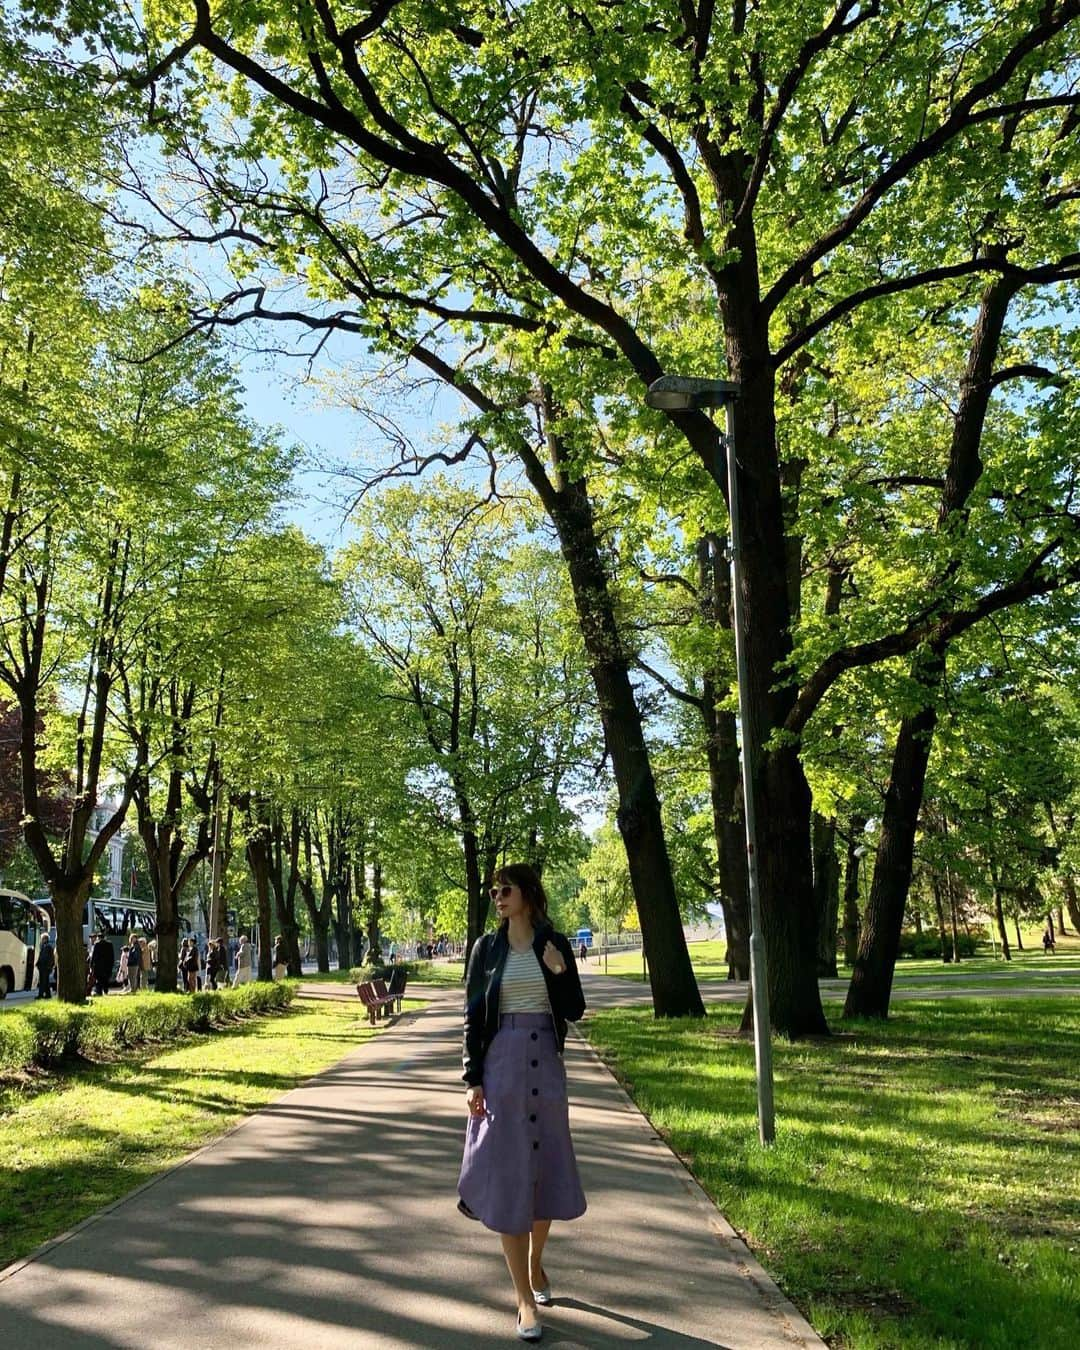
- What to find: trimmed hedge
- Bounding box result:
[896,928,984,959]
[348,960,430,983]
[0,981,295,1075]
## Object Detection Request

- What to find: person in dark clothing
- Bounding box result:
[183,939,200,993]
[35,934,55,999]
[206,940,224,990]
[90,933,114,997]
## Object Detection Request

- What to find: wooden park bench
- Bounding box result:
[375,973,408,1014]
[356,980,396,1025]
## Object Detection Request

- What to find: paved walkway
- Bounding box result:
[0,987,822,1349]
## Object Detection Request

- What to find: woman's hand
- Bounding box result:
[466,1084,486,1117]
[542,941,566,975]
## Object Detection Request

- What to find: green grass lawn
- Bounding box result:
[583,995,1080,1349]
[597,937,1080,985]
[0,998,384,1269]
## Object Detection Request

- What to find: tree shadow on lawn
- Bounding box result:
[586,1002,1080,1345]
[745,1175,1080,1349]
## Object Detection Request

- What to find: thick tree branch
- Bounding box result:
[989,362,1068,390]
[737,0,879,223]
[787,544,1078,736]
[763,2,1080,313]
[636,658,705,712]
[775,251,1080,365]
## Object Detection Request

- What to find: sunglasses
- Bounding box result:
[489,884,514,901]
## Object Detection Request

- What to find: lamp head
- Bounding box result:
[646,375,740,411]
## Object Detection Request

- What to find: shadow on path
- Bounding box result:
[1,991,821,1349]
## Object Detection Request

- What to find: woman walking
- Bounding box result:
[457,863,586,1342]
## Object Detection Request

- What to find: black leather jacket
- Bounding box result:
[462,922,586,1086]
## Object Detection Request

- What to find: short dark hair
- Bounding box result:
[494,863,550,926]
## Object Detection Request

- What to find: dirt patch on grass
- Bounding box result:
[825,1284,920,1320]
[1000,1090,1080,1134]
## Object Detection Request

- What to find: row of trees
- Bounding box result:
[3,5,1079,1028]
[0,30,606,996]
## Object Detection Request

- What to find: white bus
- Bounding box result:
[0,889,49,998]
[35,896,166,976]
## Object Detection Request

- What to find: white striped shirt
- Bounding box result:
[499,945,551,1014]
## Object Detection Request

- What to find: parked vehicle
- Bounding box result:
[0,889,49,998]
[574,927,593,949]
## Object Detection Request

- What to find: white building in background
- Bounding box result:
[89,798,129,900]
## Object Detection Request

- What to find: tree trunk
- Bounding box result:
[1044,805,1080,932]
[1014,919,1024,951]
[461,817,487,963]
[844,268,1020,1016]
[942,820,962,963]
[350,822,366,965]
[993,885,1012,961]
[366,857,383,964]
[812,812,841,977]
[715,259,828,1037]
[702,692,750,980]
[845,647,943,1018]
[524,425,703,1018]
[267,810,303,976]
[1063,880,1080,934]
[245,812,274,981]
[841,820,865,968]
[931,871,951,962]
[51,883,91,1002]
[699,535,750,981]
[1055,905,1067,936]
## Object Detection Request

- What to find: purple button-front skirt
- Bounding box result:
[458,1012,587,1235]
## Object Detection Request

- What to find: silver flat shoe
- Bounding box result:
[532,1284,552,1306]
[516,1313,542,1342]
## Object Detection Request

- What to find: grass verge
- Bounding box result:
[598,937,1080,984]
[0,997,380,1269]
[582,995,1080,1349]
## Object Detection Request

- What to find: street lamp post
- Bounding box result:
[646,375,776,1146]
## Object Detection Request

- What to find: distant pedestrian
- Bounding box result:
[578,941,588,963]
[206,940,226,990]
[183,939,200,993]
[232,934,254,987]
[457,863,586,1342]
[35,933,55,999]
[126,936,144,994]
[90,933,114,997]
[272,935,288,980]
[1043,929,1056,954]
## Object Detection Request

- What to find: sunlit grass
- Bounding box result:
[0,999,381,1268]
[598,936,1080,985]
[583,996,1080,1349]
